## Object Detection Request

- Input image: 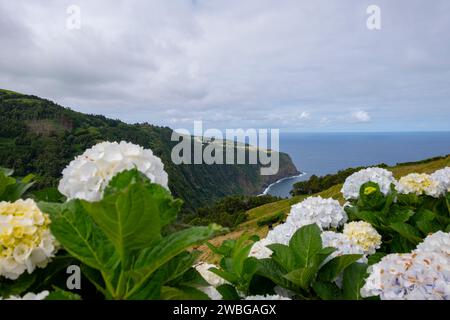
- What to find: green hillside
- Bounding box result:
[0,89,299,211]
[198,154,450,262]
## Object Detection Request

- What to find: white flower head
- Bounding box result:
[361,251,450,300]
[415,231,450,256]
[194,262,226,300]
[343,221,382,255]
[431,167,450,193]
[396,173,446,198]
[341,167,396,200]
[265,222,298,245]
[58,141,169,201]
[285,196,347,231]
[321,231,367,264]
[249,238,273,259]
[195,262,226,287]
[1,290,49,300]
[0,199,58,280]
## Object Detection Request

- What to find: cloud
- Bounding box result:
[350,110,371,123]
[0,0,449,132]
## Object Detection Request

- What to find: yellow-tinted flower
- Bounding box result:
[343,221,381,255]
[0,199,57,280]
[396,173,446,198]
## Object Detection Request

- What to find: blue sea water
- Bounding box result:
[265,132,450,197]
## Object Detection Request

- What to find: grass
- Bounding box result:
[197,154,450,263]
[0,89,21,95]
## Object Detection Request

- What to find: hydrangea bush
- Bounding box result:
[1,143,449,300]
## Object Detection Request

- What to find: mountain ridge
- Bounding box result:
[0,88,299,210]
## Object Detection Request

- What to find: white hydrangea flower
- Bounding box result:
[361,251,450,300]
[343,221,382,255]
[58,141,169,202]
[415,231,450,256]
[341,167,396,200]
[195,262,226,300]
[265,222,298,245]
[244,294,291,300]
[431,167,450,193]
[321,231,367,264]
[1,290,49,300]
[249,238,273,259]
[195,262,226,287]
[285,196,347,231]
[0,199,58,280]
[396,173,446,198]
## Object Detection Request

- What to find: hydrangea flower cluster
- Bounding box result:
[361,231,450,300]
[250,196,352,260]
[194,262,226,300]
[321,231,367,263]
[431,167,450,192]
[415,231,450,256]
[0,199,58,280]
[343,221,382,255]
[285,196,348,230]
[341,167,396,200]
[58,141,169,202]
[395,173,446,198]
[0,291,49,300]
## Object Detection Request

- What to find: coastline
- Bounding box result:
[259,172,307,196]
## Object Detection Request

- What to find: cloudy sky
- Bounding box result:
[1,0,449,132]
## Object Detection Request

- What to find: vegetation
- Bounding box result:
[290,155,450,197]
[183,194,281,229]
[199,154,450,263]
[0,89,298,211]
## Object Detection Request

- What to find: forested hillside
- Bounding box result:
[0,89,299,210]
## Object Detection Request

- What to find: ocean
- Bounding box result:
[264,132,450,197]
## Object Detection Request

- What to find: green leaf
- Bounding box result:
[367,252,386,265]
[342,263,368,300]
[242,258,259,281]
[289,224,322,267]
[354,210,380,227]
[209,267,239,284]
[45,289,82,300]
[397,193,421,207]
[0,273,36,297]
[216,284,240,300]
[161,251,201,285]
[284,267,318,290]
[358,182,385,210]
[174,268,209,288]
[103,169,181,228]
[47,200,119,279]
[0,171,15,198]
[312,281,342,300]
[256,259,297,293]
[389,222,422,244]
[160,286,210,300]
[128,225,218,298]
[82,183,163,266]
[32,187,66,202]
[0,167,14,176]
[318,254,363,282]
[386,206,415,224]
[267,243,297,271]
[390,234,416,253]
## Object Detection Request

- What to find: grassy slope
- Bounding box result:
[197,155,450,263]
